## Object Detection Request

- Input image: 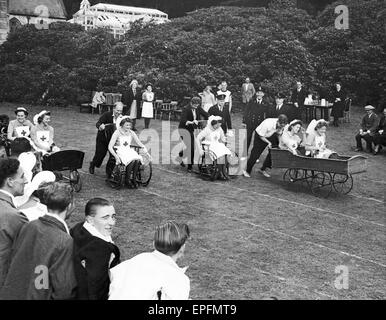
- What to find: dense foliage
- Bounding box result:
[0,0,385,108]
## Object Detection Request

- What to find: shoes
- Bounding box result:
[187,165,192,172]
[89,162,95,174]
[180,161,186,168]
[259,169,271,178]
[354,148,363,152]
[242,170,250,178]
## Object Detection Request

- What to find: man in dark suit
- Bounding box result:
[122,80,142,131]
[291,81,308,121]
[208,94,232,134]
[89,102,123,176]
[373,106,386,154]
[267,92,296,122]
[0,182,77,300]
[355,105,380,153]
[0,158,28,288]
[178,97,208,171]
[243,87,269,152]
[71,198,120,300]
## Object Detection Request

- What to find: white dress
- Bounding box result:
[313,134,334,159]
[115,132,142,166]
[141,92,154,118]
[198,127,231,160]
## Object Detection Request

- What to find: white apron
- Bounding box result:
[206,130,231,160]
[116,135,142,166]
[129,100,137,119]
[36,130,50,152]
[141,102,154,118]
[314,134,333,159]
[15,126,30,138]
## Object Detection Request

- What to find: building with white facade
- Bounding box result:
[70,1,169,39]
[0,0,67,44]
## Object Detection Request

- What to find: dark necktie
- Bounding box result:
[133,89,136,96]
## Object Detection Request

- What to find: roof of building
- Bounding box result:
[9,0,67,19]
[90,3,168,16]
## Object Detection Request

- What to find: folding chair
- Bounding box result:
[154,100,163,119]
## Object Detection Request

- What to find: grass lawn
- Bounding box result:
[1,102,385,300]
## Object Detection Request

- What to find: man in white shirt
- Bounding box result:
[109,221,190,300]
[243,115,288,178]
[217,81,233,112]
[0,158,28,288]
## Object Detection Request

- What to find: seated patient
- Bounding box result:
[196,115,232,179]
[279,119,306,155]
[108,116,149,188]
[305,119,337,159]
[109,221,190,300]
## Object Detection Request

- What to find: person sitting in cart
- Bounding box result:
[108,116,150,188]
[196,116,232,180]
[30,110,60,155]
[279,120,306,155]
[354,105,379,153]
[305,120,337,159]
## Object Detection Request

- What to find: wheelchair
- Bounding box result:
[197,142,239,181]
[107,145,152,189]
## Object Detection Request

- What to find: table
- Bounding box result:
[303,103,333,122]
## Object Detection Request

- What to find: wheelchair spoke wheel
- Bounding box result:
[138,162,152,187]
[310,172,332,198]
[69,170,82,192]
[107,165,125,189]
[332,173,353,195]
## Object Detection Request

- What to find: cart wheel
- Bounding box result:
[310,172,332,198]
[108,165,125,189]
[137,159,152,187]
[70,170,82,192]
[283,169,299,183]
[332,173,353,195]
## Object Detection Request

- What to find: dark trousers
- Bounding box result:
[246,127,255,152]
[178,129,194,168]
[144,118,151,129]
[355,133,373,151]
[246,133,278,174]
[373,133,386,146]
[92,133,109,168]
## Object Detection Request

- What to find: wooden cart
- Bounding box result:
[270,149,367,197]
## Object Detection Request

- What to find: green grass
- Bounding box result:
[1,102,385,300]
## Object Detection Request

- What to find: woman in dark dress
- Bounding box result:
[331,82,346,127]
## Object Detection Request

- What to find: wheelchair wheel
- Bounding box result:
[107,164,125,189]
[209,160,218,181]
[137,154,152,187]
[70,170,82,192]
